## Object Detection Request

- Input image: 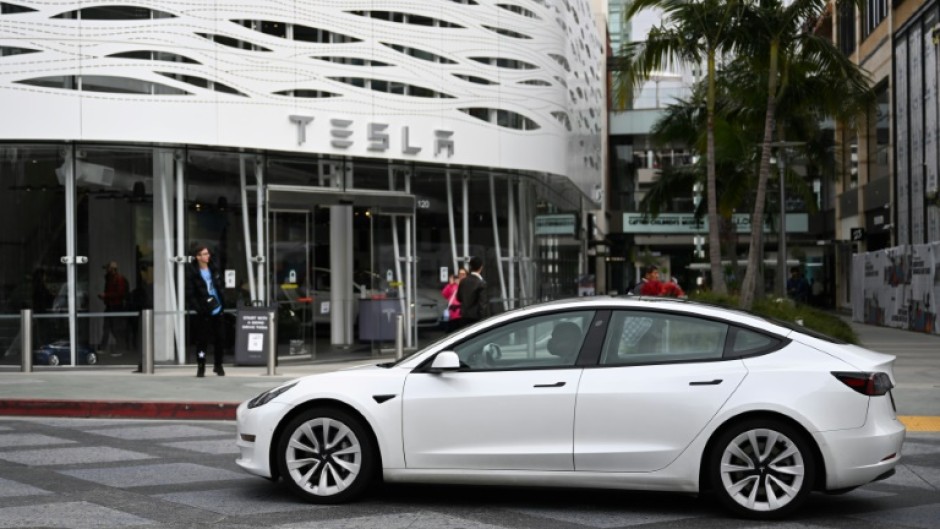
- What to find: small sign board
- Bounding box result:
[850,227,866,241]
[225,269,236,288]
[440,266,449,282]
[234,306,274,366]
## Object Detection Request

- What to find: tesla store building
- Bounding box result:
[0,1,603,366]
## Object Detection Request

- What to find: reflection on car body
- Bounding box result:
[235,297,905,519]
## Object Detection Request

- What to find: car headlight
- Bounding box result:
[247,382,298,409]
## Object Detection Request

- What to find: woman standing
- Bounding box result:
[441,268,466,332]
[186,245,225,377]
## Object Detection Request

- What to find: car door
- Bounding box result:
[574,310,748,472]
[402,310,600,471]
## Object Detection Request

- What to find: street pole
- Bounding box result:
[778,151,787,298]
[768,141,804,298]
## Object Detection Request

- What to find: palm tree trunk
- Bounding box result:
[739,40,780,310]
[706,50,728,295]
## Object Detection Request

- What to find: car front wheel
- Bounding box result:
[709,419,815,519]
[276,407,376,504]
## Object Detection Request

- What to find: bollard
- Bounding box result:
[141,309,154,374]
[267,309,277,376]
[20,309,32,373]
[395,314,404,361]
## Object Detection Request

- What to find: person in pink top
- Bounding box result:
[441,268,467,331]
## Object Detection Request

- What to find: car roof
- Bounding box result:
[500,296,792,337]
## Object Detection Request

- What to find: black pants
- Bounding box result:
[194,313,224,368]
[99,307,127,350]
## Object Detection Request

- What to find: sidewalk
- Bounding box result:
[0,354,396,420]
[0,320,937,426]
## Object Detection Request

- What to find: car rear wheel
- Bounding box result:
[48,354,60,367]
[85,352,98,365]
[709,419,815,519]
[276,407,376,504]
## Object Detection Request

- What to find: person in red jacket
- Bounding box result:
[636,265,686,298]
[440,268,467,332]
[639,277,686,298]
[98,260,129,355]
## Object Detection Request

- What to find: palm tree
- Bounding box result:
[735,0,873,309]
[614,0,747,295]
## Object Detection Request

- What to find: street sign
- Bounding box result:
[851,228,866,241]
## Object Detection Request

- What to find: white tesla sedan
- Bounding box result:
[236,297,905,519]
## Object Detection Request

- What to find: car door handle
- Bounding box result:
[534,382,566,388]
[689,379,723,386]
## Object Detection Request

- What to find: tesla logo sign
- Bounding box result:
[289,115,454,158]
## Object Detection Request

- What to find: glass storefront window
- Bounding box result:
[74,146,154,365]
[267,155,330,187]
[869,85,890,181]
[0,145,68,365]
[351,159,407,192]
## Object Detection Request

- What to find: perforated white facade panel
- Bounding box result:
[0,0,603,193]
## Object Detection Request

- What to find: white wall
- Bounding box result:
[0,0,603,198]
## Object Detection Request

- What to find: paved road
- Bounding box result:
[0,417,938,529]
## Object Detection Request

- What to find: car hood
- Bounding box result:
[269,363,411,408]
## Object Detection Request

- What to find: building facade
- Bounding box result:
[0,1,604,367]
[831,0,939,310]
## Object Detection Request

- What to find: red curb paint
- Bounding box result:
[0,399,239,420]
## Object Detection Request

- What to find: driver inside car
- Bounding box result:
[546,321,583,365]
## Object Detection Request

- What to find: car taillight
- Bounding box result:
[832,371,894,396]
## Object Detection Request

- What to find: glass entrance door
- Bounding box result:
[362,208,422,350]
[270,210,316,359]
[265,186,422,359]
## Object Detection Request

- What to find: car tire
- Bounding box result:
[85,351,98,365]
[48,354,60,367]
[276,406,376,504]
[709,418,815,519]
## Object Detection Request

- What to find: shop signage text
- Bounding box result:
[622,212,808,234]
[289,115,454,158]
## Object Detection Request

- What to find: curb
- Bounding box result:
[0,399,239,420]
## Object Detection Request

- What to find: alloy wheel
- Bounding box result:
[284,416,363,497]
[719,428,806,513]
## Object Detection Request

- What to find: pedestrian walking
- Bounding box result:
[456,256,488,328]
[98,260,129,356]
[186,245,226,377]
[787,267,810,304]
[441,268,467,331]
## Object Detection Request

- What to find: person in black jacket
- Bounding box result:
[456,256,488,328]
[186,245,225,377]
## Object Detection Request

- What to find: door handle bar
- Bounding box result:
[534,382,566,388]
[689,379,723,386]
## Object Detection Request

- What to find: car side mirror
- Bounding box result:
[429,351,460,372]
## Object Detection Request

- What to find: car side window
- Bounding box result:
[728,327,781,357]
[601,311,729,365]
[452,310,595,371]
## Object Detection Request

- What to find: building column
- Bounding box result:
[330,162,354,346]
